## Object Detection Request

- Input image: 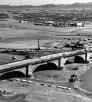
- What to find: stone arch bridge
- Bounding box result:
[0,49,92,79]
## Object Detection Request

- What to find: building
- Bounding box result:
[77,22,84,27]
[69,22,84,27]
[19,20,28,23]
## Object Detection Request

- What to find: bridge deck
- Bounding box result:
[0,49,88,73]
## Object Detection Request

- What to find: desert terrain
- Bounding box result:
[0,4,92,102]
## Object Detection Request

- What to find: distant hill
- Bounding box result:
[1,2,92,9]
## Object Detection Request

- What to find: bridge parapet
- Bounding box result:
[0,49,90,75]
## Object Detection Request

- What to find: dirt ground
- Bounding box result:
[0,20,92,102]
[0,68,91,102]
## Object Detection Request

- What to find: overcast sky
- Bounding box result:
[0,0,92,5]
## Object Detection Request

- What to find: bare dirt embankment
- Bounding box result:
[0,21,92,102]
[0,77,91,102]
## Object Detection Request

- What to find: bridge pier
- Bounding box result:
[25,65,34,78]
[58,58,61,68]
[26,65,35,79]
[85,52,87,62]
[26,65,29,78]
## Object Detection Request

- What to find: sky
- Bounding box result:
[0,0,92,5]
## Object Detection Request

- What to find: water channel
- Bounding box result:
[80,67,92,92]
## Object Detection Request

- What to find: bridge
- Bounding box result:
[0,49,91,79]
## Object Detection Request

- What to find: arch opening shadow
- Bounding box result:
[0,71,26,80]
[64,60,72,65]
[74,56,85,63]
[33,62,58,72]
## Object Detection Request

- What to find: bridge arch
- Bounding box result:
[64,60,72,65]
[64,55,86,65]
[74,55,85,63]
[0,71,26,80]
[33,62,58,73]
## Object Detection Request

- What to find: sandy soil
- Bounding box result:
[0,21,92,102]
[0,78,91,102]
[0,53,24,65]
[0,64,91,102]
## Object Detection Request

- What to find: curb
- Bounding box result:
[14,78,71,90]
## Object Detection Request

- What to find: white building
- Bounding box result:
[77,23,83,27]
[19,20,28,23]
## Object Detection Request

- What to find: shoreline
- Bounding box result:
[74,63,92,95]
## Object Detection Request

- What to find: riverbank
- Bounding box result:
[0,78,91,102]
[74,63,92,95]
[79,67,92,92]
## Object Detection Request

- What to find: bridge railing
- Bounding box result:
[0,49,88,72]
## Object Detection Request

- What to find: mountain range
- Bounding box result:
[1,2,92,9]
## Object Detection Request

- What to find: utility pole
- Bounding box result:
[37,38,40,50]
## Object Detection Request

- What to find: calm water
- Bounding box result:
[80,68,92,92]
